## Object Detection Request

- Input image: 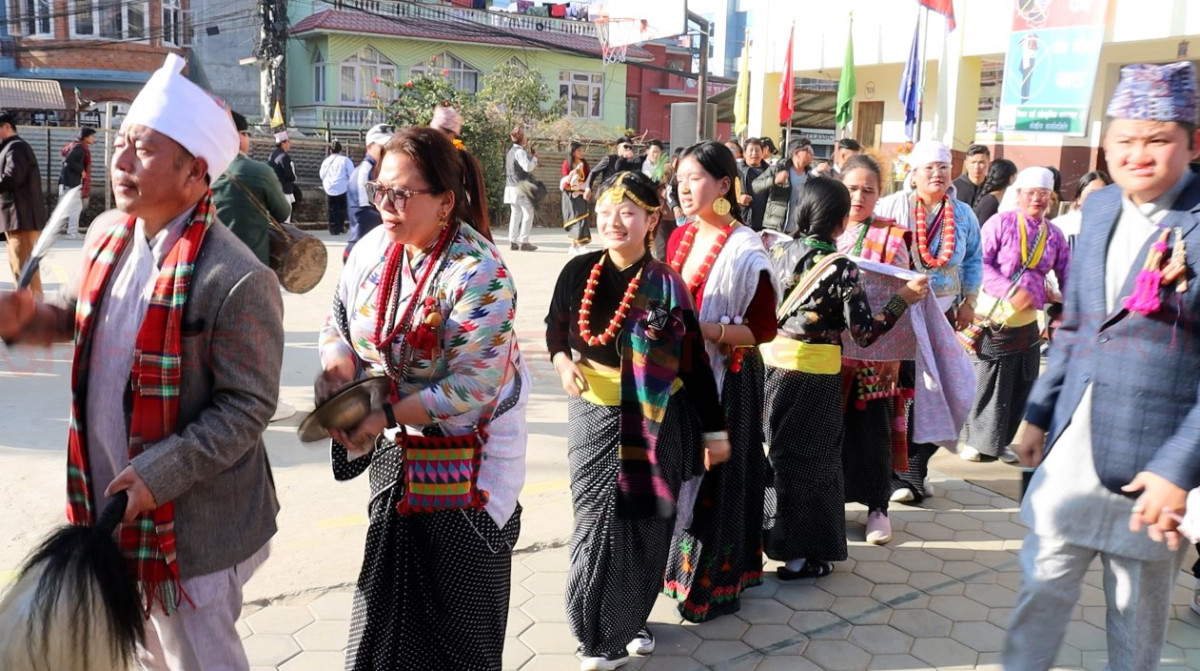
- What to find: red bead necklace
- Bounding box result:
[670,222,733,296]
[373,224,456,355]
[913,198,956,269]
[578,254,643,346]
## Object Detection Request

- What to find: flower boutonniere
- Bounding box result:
[1124,227,1189,316]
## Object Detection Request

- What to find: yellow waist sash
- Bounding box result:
[759,339,842,374]
[578,363,683,406]
[975,291,1039,327]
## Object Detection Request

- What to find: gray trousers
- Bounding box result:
[507,195,534,244]
[1004,533,1183,671]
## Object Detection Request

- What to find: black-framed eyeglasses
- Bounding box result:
[366,182,433,210]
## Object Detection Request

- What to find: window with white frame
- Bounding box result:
[313,50,327,103]
[410,51,481,93]
[71,0,149,40]
[161,0,184,46]
[9,0,53,37]
[339,46,395,104]
[559,71,603,119]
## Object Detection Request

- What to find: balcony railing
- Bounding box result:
[291,105,385,130]
[321,0,597,39]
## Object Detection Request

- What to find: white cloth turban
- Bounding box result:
[124,54,238,181]
[906,140,952,169]
[1013,167,1054,191]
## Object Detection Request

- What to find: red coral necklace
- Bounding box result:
[578,254,643,346]
[913,198,956,269]
[670,222,733,296]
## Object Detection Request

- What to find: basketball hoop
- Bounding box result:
[596,17,629,66]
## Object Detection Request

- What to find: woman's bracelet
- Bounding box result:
[717,323,726,343]
[702,431,729,442]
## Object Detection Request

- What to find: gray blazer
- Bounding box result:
[1025,169,1200,495]
[44,207,284,578]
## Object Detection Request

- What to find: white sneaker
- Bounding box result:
[959,446,983,462]
[580,653,630,670]
[923,477,934,497]
[865,510,893,545]
[627,628,655,655]
[890,486,915,503]
[999,446,1020,464]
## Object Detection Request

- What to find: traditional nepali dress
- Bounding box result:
[319,224,528,671]
[761,238,909,564]
[874,190,982,499]
[561,159,591,245]
[836,219,913,511]
[963,210,1069,457]
[661,223,779,622]
[545,251,723,658]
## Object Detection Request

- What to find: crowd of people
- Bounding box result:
[2,54,1200,671]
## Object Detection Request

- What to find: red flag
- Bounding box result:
[778,27,794,126]
[917,0,956,31]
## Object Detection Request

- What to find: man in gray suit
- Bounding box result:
[0,55,282,670]
[1008,61,1200,670]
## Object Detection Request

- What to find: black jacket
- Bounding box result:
[0,135,46,232]
[268,147,296,195]
[59,141,88,189]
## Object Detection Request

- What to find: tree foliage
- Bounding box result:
[372,60,611,222]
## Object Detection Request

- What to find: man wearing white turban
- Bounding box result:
[0,53,284,670]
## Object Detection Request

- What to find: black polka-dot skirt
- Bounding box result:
[762,365,848,563]
[663,349,768,622]
[565,389,701,657]
[336,435,522,671]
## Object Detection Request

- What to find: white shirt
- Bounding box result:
[86,210,190,514]
[502,144,536,205]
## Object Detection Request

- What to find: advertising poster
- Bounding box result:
[998,0,1110,135]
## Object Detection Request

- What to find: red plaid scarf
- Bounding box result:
[65,193,215,613]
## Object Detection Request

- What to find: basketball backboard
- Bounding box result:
[589,0,688,49]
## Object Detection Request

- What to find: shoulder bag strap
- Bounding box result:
[777,252,847,323]
[223,171,284,233]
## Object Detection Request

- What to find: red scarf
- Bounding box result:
[66,193,215,613]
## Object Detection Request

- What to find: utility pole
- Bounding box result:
[688,11,711,142]
[256,0,288,124]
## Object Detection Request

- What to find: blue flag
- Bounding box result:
[899,18,921,141]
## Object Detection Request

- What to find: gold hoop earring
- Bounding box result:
[712,197,731,217]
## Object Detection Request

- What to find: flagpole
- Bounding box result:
[915,5,930,141]
[784,21,794,155]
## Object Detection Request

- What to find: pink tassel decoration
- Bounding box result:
[1123,239,1170,316]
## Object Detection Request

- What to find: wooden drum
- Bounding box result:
[268,220,327,294]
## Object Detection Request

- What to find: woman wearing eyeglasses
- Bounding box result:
[875,140,983,503]
[960,167,1069,464]
[316,126,529,670]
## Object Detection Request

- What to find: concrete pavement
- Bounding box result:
[4,229,1200,670]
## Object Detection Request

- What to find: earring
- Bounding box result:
[712,197,731,217]
[438,211,449,228]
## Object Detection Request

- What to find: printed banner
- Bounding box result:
[998,0,1110,136]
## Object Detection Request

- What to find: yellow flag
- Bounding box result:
[271,101,285,128]
[733,32,750,137]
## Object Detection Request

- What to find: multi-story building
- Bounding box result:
[0,0,192,122]
[626,40,732,143]
[285,0,645,133]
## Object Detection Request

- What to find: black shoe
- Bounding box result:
[520,243,538,251]
[511,243,520,251]
[777,560,834,581]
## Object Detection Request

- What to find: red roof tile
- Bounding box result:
[291,9,652,61]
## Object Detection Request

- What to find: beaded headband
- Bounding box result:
[598,172,658,212]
